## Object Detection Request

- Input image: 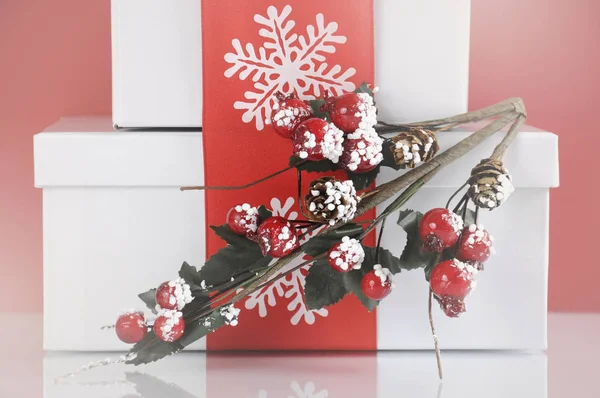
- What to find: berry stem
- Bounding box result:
[445,183,468,209]
[375,219,386,264]
[180,162,306,191]
[428,287,444,380]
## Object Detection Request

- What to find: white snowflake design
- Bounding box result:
[245,197,328,325]
[224,4,356,131]
[250,382,328,398]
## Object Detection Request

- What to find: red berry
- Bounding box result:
[226,204,259,237]
[328,236,365,272]
[430,259,477,300]
[439,296,467,318]
[324,92,377,133]
[292,118,344,163]
[256,216,300,258]
[456,224,494,263]
[361,265,394,300]
[419,208,463,252]
[153,311,185,343]
[339,127,384,173]
[156,279,193,311]
[116,311,147,344]
[271,92,313,138]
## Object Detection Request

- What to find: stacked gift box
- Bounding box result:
[34,0,558,351]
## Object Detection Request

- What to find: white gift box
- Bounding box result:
[35,116,558,351]
[111,0,471,128]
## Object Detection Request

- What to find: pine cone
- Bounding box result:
[467,159,515,210]
[391,129,439,168]
[304,177,360,225]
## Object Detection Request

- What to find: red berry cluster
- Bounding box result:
[271,91,383,174]
[115,278,194,344]
[419,208,495,317]
[227,204,300,259]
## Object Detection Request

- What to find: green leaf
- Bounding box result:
[302,223,363,256]
[304,258,348,310]
[138,289,158,314]
[210,225,258,251]
[347,166,380,190]
[289,155,337,173]
[127,332,184,366]
[127,307,231,366]
[309,99,330,120]
[354,82,374,97]
[257,205,272,223]
[396,209,442,279]
[200,245,271,286]
[178,261,204,289]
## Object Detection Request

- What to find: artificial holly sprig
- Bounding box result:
[84,90,526,382]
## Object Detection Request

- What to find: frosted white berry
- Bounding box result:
[328,236,365,272]
[339,127,383,173]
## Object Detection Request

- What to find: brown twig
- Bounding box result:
[180,163,304,191]
[491,114,527,161]
[429,287,443,380]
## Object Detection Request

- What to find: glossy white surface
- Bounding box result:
[0,313,598,397]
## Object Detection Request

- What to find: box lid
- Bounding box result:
[34,116,204,187]
[34,116,558,188]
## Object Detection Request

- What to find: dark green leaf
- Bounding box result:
[138,289,158,314]
[347,166,380,190]
[396,209,442,278]
[289,155,337,173]
[127,308,231,366]
[127,332,184,366]
[302,223,363,256]
[304,258,348,310]
[178,261,204,289]
[354,82,374,98]
[369,247,403,275]
[200,245,270,286]
[257,205,272,223]
[309,99,330,120]
[210,225,259,251]
[178,309,228,347]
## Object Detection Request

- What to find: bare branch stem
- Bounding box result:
[429,288,443,380]
[180,163,303,191]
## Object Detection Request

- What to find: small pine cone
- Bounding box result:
[305,177,360,226]
[391,129,439,168]
[467,158,515,210]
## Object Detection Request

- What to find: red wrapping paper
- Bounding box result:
[201,0,377,350]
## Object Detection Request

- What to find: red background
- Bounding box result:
[0,0,596,312]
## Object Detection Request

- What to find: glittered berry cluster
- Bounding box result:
[97,86,525,379]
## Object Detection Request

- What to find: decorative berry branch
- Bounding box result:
[91,85,527,380]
